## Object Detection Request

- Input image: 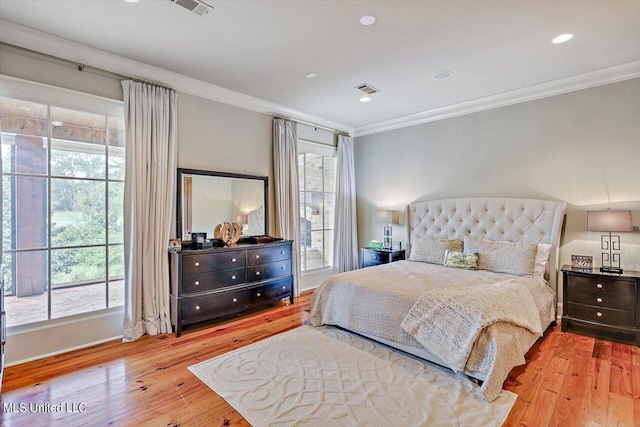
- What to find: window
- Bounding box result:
[1,79,125,327]
[298,140,336,271]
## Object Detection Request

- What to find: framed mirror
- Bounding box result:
[177,168,268,241]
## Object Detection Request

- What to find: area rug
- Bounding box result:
[188,325,517,426]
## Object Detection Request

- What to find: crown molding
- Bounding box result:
[0,19,354,135]
[354,60,640,137]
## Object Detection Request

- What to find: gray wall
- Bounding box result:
[355,78,640,305]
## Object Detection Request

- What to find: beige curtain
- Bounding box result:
[332,135,359,273]
[273,118,301,296]
[122,80,177,342]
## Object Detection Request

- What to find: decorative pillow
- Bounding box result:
[464,238,537,277]
[443,250,479,270]
[533,243,552,281]
[409,237,463,265]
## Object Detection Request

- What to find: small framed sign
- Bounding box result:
[571,255,593,270]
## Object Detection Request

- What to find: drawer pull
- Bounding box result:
[194,280,200,286]
[281,266,285,270]
[195,305,200,310]
[596,297,603,303]
[596,283,603,289]
[256,271,261,276]
[257,292,261,297]
[596,312,603,317]
[232,275,237,280]
[195,262,200,267]
[280,250,285,254]
[282,286,286,290]
[256,255,260,259]
[232,298,238,303]
[232,258,237,262]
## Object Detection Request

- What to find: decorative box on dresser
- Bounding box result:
[561,265,640,346]
[360,248,405,268]
[170,240,294,337]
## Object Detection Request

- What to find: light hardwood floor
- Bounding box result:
[1,291,638,426]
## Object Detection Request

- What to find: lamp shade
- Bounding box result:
[587,210,632,232]
[376,209,399,224]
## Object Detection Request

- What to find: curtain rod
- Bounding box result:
[0,41,172,90]
[2,41,351,136]
[274,116,351,137]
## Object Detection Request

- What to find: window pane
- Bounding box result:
[3,250,49,326]
[299,236,307,271]
[2,175,48,250]
[323,156,337,193]
[108,146,125,180]
[51,179,106,247]
[51,107,106,146]
[304,153,323,191]
[51,247,107,318]
[108,182,124,244]
[0,97,48,175]
[298,153,305,191]
[51,142,106,179]
[301,192,323,229]
[108,245,124,308]
[324,193,335,230]
[307,230,324,270]
[324,230,334,267]
[108,116,125,148]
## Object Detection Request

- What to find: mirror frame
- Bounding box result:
[176,168,269,240]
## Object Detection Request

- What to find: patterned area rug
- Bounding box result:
[188,325,516,426]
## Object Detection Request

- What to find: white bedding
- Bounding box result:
[309,260,556,401]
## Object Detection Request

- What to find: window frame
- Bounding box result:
[1,75,125,328]
[297,139,337,273]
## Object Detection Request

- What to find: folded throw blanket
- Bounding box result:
[401,279,543,373]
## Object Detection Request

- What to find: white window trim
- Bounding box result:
[298,139,337,158]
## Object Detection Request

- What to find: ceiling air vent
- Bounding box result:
[170,0,213,16]
[355,83,380,95]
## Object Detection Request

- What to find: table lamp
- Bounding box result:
[587,210,632,274]
[376,209,399,250]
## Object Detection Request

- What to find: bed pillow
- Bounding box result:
[409,237,463,265]
[443,250,479,270]
[464,238,537,277]
[533,243,552,281]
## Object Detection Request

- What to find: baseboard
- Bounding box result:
[6,335,122,367]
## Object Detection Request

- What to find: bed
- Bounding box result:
[309,197,566,401]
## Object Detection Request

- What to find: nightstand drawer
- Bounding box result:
[363,251,383,266]
[566,275,635,299]
[567,288,635,311]
[566,302,634,328]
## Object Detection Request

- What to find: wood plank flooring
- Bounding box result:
[1,290,638,426]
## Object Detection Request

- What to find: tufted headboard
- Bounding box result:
[406,198,566,293]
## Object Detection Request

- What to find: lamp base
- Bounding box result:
[600,266,623,275]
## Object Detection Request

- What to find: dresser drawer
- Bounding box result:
[181,290,247,322]
[247,244,291,266]
[182,250,246,274]
[567,288,635,311]
[246,278,293,307]
[566,275,635,299]
[363,251,384,266]
[182,268,246,294]
[566,302,634,328]
[247,260,292,283]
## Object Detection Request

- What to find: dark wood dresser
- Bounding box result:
[170,240,294,336]
[561,265,639,346]
[360,248,405,268]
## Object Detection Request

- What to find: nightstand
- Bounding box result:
[361,248,405,268]
[561,265,639,346]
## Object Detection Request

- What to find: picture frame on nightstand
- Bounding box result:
[571,255,593,272]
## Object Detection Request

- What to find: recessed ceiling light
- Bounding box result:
[431,70,453,80]
[360,96,372,103]
[51,120,63,127]
[305,72,317,79]
[125,0,140,3]
[360,15,377,26]
[552,33,573,44]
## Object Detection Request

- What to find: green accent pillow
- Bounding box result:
[443,250,479,270]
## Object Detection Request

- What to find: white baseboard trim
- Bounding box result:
[6,335,122,367]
